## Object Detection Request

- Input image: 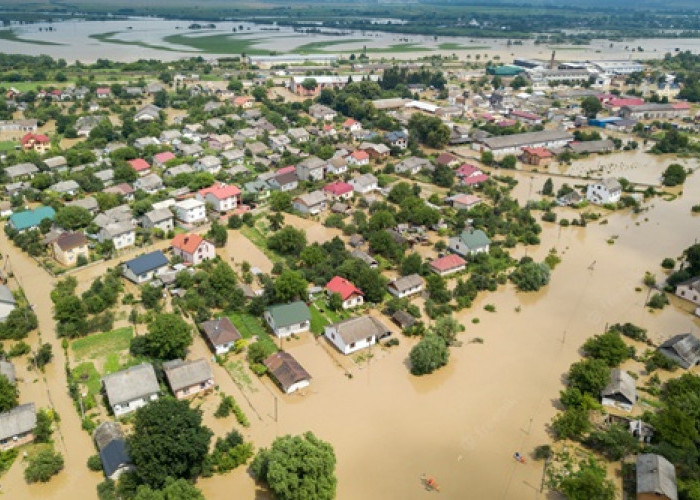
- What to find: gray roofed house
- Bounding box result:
[392,310,416,329]
[296,156,326,182]
[388,274,424,298]
[199,317,242,354]
[293,190,327,215]
[164,164,194,177]
[162,359,214,399]
[102,363,160,417]
[636,454,678,500]
[194,155,222,174]
[351,249,377,268]
[324,316,391,355]
[348,173,378,194]
[93,421,134,480]
[141,208,174,232]
[0,403,36,450]
[134,104,161,122]
[94,169,115,185]
[658,333,700,369]
[133,173,164,194]
[395,156,432,175]
[68,196,100,214]
[478,130,573,154]
[601,368,637,411]
[49,180,80,196]
[0,360,16,384]
[568,139,615,155]
[44,156,68,171]
[264,351,311,394]
[5,162,39,180]
[0,285,17,322]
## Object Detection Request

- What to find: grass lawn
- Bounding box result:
[377,174,398,186]
[294,38,368,54]
[0,29,63,46]
[71,327,134,361]
[89,31,182,52]
[225,360,256,392]
[72,361,102,397]
[437,42,489,50]
[0,141,17,152]
[163,33,270,55]
[361,43,431,54]
[227,311,267,339]
[308,303,330,334]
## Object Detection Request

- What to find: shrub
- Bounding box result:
[541,211,557,223]
[24,448,64,483]
[534,445,552,460]
[609,322,647,342]
[409,335,449,376]
[8,341,31,358]
[647,292,669,309]
[484,304,496,312]
[87,454,103,471]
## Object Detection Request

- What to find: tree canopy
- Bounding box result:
[143,314,193,360]
[409,334,450,375]
[0,374,18,412]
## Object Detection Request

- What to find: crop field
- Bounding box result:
[163,33,272,55]
[0,29,63,46]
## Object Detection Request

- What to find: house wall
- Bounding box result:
[431,264,466,277]
[0,431,34,450]
[602,396,634,412]
[205,194,238,212]
[637,493,673,500]
[341,294,363,309]
[284,379,310,394]
[586,184,621,204]
[676,283,700,306]
[388,284,422,298]
[53,243,89,267]
[176,205,206,224]
[112,393,159,417]
[108,464,136,481]
[123,265,166,284]
[173,378,214,399]
[448,238,489,256]
[264,311,310,337]
[112,231,136,250]
[324,325,376,355]
[213,341,234,355]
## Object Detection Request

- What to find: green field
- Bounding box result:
[227,312,267,339]
[71,327,134,361]
[163,33,270,55]
[72,361,102,397]
[437,42,489,51]
[352,43,431,54]
[0,141,17,152]
[89,31,183,52]
[294,38,368,54]
[308,303,329,334]
[0,29,63,46]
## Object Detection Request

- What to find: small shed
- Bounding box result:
[263,351,311,394]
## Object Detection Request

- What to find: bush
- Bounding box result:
[24,448,64,483]
[409,335,449,375]
[87,454,103,471]
[609,322,647,342]
[644,350,678,372]
[582,331,633,367]
[8,341,31,358]
[541,211,557,223]
[647,292,669,309]
[661,257,676,269]
[509,261,551,292]
[534,445,552,460]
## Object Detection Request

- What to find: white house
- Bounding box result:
[264,301,311,338]
[196,184,240,213]
[324,316,391,355]
[102,363,160,417]
[387,274,423,298]
[0,285,17,322]
[171,233,216,265]
[199,317,242,355]
[586,178,622,205]
[141,208,174,232]
[326,276,364,309]
[99,222,136,250]
[194,155,222,174]
[122,251,169,284]
[293,190,327,215]
[296,156,326,182]
[448,229,491,257]
[676,277,700,306]
[174,198,206,225]
[349,173,378,194]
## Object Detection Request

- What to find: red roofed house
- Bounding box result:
[326,276,364,309]
[171,233,216,265]
[521,147,553,166]
[342,118,362,132]
[277,165,296,175]
[96,87,112,99]
[153,151,176,167]
[233,96,254,108]
[455,164,489,186]
[347,149,369,166]
[20,133,50,153]
[196,183,241,213]
[450,194,482,211]
[509,110,543,125]
[603,97,644,112]
[430,254,467,277]
[323,181,354,201]
[436,152,459,167]
[128,158,151,175]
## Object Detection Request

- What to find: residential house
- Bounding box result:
[49,180,80,197]
[287,127,310,143]
[99,222,136,250]
[449,194,482,211]
[0,361,15,384]
[323,181,354,201]
[636,454,678,500]
[163,359,214,399]
[174,198,207,225]
[620,102,690,120]
[8,206,55,232]
[128,158,151,175]
[233,96,254,108]
[95,87,111,99]
[264,352,311,394]
[351,250,378,268]
[392,310,416,330]
[134,104,161,122]
[264,301,311,337]
[171,233,216,265]
[0,285,17,322]
[326,157,348,176]
[93,422,134,481]
[94,169,115,186]
[51,232,89,267]
[395,156,431,175]
[474,130,573,157]
[76,116,104,137]
[0,403,36,450]
[435,153,459,168]
[153,151,176,167]
[20,133,50,153]
[296,156,326,182]
[43,156,68,172]
[349,173,378,194]
[268,171,298,192]
[326,276,364,309]
[194,155,222,174]
[658,333,700,369]
[5,162,39,181]
[587,178,622,205]
[199,317,242,355]
[455,164,489,186]
[293,190,327,215]
[342,118,362,133]
[122,251,169,284]
[141,208,174,232]
[521,147,553,166]
[386,130,408,149]
[568,140,615,155]
[134,137,161,150]
[509,110,543,125]
[324,316,391,355]
[164,164,194,178]
[134,173,163,194]
[221,149,244,164]
[388,274,424,298]
[159,130,181,145]
[449,229,491,256]
[177,143,203,157]
[308,104,337,121]
[347,150,370,166]
[243,180,271,203]
[269,134,291,152]
[675,277,700,306]
[68,196,99,214]
[102,363,160,417]
[601,368,637,411]
[429,254,467,276]
[197,183,240,213]
[208,133,233,151]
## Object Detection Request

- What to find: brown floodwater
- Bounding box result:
[2,162,698,499]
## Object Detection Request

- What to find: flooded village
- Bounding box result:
[0,19,699,500]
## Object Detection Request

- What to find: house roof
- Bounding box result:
[659,333,700,369]
[430,254,467,273]
[636,454,678,500]
[171,233,206,255]
[0,361,16,384]
[0,403,36,441]
[54,231,88,251]
[21,133,49,145]
[323,181,353,196]
[266,301,311,328]
[388,274,423,293]
[522,147,553,158]
[272,171,298,186]
[462,173,489,186]
[326,276,363,301]
[350,150,369,161]
[198,183,241,200]
[100,439,131,479]
[510,110,542,120]
[455,229,491,249]
[5,162,39,178]
[128,158,150,172]
[436,152,457,165]
[124,250,168,275]
[263,351,311,392]
[330,316,390,344]
[451,194,482,207]
[199,317,242,347]
[596,177,622,192]
[601,368,637,404]
[569,140,615,154]
[102,363,159,406]
[0,285,17,306]
[295,190,327,207]
[456,164,482,177]
[392,310,416,328]
[163,358,213,392]
[9,206,55,231]
[154,151,176,163]
[143,208,173,224]
[349,173,377,189]
[93,421,125,451]
[480,130,573,150]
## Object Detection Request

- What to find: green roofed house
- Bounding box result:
[8,206,55,232]
[264,301,311,338]
[486,65,524,77]
[448,229,491,257]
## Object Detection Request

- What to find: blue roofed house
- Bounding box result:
[8,206,55,232]
[93,421,134,480]
[448,229,491,257]
[122,250,169,284]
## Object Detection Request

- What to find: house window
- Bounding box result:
[350,342,355,348]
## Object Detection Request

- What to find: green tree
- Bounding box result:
[567,358,611,396]
[583,424,639,460]
[273,269,308,303]
[509,261,550,291]
[407,114,450,148]
[24,448,64,483]
[141,285,162,310]
[662,163,687,186]
[409,335,449,375]
[207,221,228,247]
[128,399,212,489]
[55,206,93,230]
[132,477,205,500]
[267,211,284,231]
[580,96,603,118]
[432,164,454,188]
[0,374,18,412]
[542,178,554,196]
[557,457,615,500]
[268,226,307,255]
[328,292,343,311]
[251,432,336,500]
[400,253,422,276]
[480,150,494,166]
[551,407,591,440]
[431,315,462,346]
[143,314,192,360]
[269,191,292,212]
[500,154,517,169]
[582,331,632,367]
[301,78,318,91]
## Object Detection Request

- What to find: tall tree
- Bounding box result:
[143,314,192,360]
